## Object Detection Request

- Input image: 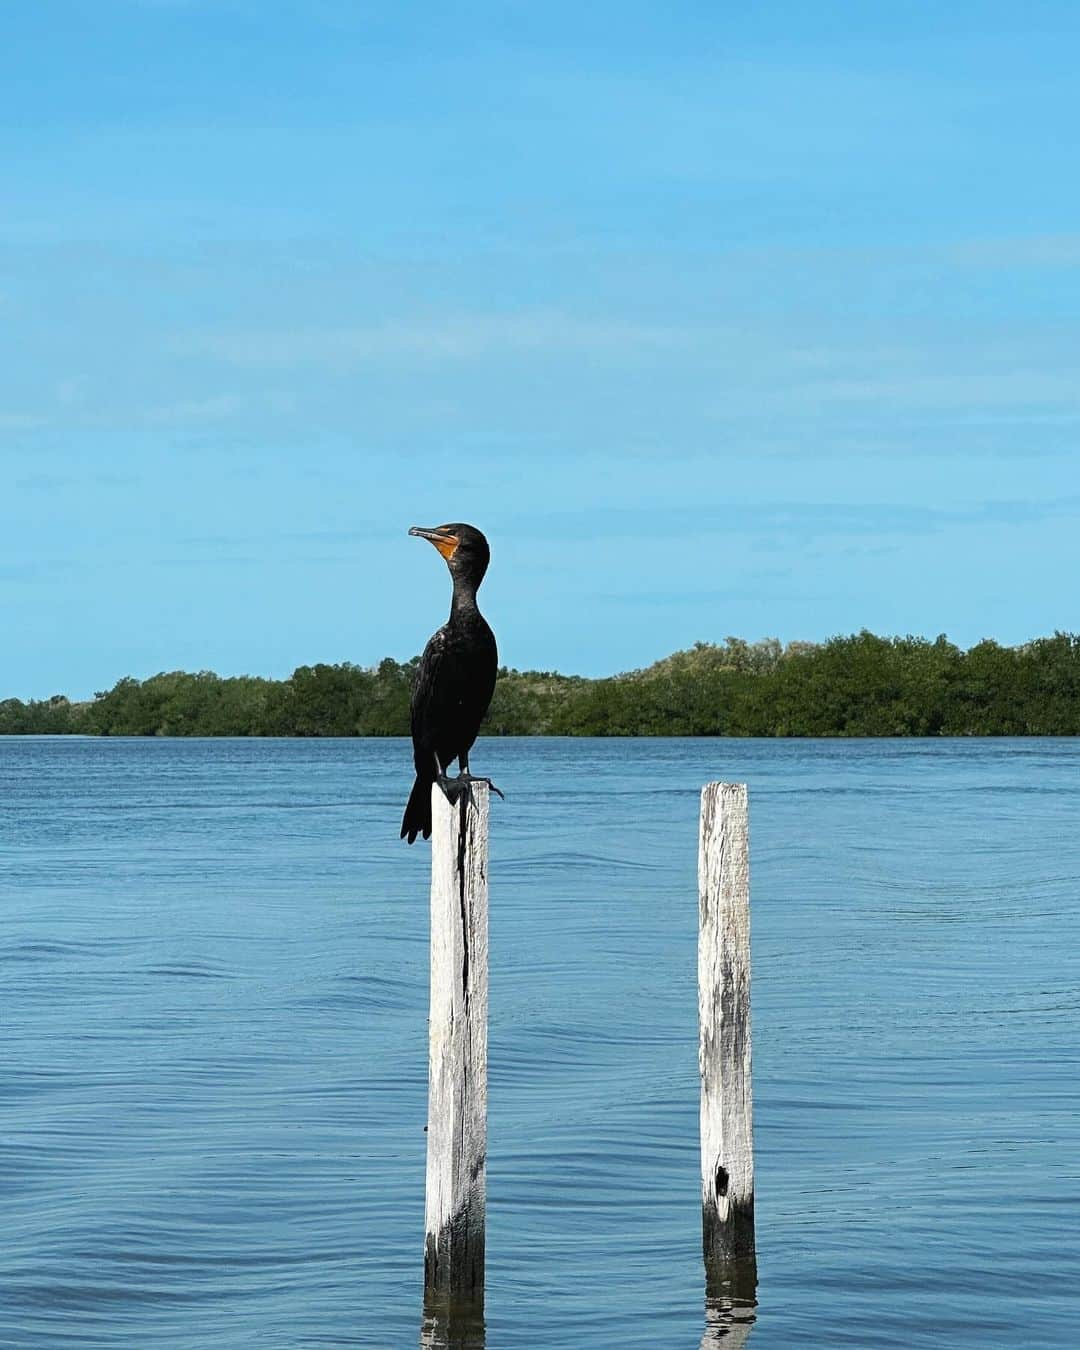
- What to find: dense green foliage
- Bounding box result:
[5,632,1080,737]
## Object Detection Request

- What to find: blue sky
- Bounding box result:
[3,1,1079,698]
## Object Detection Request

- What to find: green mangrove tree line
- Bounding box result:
[4,631,1080,737]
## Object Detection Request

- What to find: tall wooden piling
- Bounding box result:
[424,782,489,1306]
[698,782,755,1270]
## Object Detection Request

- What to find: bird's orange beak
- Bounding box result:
[409,525,460,561]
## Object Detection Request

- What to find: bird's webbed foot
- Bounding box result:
[436,772,466,805]
[458,771,505,801]
[437,771,505,804]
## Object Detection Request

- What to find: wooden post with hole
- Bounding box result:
[423,781,489,1311]
[698,782,756,1277]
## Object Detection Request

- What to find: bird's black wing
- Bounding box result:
[410,624,469,769]
[458,629,498,742]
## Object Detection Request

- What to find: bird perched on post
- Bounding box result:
[400,522,502,844]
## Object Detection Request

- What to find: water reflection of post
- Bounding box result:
[420,1296,486,1350]
[702,1256,757,1346]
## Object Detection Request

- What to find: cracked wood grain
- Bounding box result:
[424,782,489,1303]
[699,782,755,1268]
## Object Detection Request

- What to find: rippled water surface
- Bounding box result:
[3,737,1079,1348]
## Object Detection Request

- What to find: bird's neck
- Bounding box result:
[449,576,481,620]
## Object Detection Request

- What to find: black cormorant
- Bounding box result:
[400,523,501,844]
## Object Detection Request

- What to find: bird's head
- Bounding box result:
[408,522,490,586]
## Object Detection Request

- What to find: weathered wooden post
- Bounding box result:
[698,782,756,1282]
[423,781,489,1311]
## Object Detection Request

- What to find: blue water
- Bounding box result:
[2,737,1078,1348]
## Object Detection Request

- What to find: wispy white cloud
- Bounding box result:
[169,312,703,367]
[0,412,48,431]
[140,393,260,426]
[0,559,75,584]
[806,370,1080,410]
[510,497,1080,543]
[947,234,1080,268]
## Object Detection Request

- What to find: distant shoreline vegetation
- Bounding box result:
[4,632,1080,737]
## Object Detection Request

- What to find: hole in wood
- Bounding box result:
[715,1163,730,1199]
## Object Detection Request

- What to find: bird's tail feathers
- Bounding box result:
[400,774,433,844]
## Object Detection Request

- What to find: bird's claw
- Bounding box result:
[437,772,505,804]
[468,774,505,801]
